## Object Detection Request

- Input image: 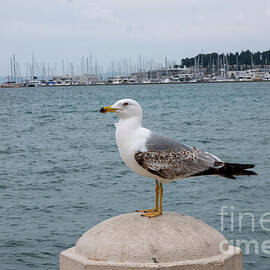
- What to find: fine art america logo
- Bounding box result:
[219,206,270,255]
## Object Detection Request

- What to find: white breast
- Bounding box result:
[115,123,156,179]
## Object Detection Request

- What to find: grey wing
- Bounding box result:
[134,147,224,180]
[145,132,193,152]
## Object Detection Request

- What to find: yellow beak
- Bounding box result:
[100,105,120,113]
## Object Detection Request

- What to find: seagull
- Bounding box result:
[100,98,257,218]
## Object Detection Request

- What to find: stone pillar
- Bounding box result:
[60,212,242,270]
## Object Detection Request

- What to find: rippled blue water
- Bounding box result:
[0,82,270,269]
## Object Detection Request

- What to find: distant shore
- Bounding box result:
[1,79,270,89]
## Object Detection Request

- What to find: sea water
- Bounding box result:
[0,82,269,269]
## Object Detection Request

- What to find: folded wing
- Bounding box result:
[134,147,223,180]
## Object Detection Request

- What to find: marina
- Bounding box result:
[1,67,270,88]
[2,50,270,88]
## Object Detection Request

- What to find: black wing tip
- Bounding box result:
[220,162,257,179]
[192,162,257,180]
[224,163,255,170]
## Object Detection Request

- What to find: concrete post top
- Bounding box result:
[75,212,229,264]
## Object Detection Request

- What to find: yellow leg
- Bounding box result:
[136,180,159,213]
[142,183,163,218]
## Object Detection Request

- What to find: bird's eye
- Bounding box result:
[123,102,129,106]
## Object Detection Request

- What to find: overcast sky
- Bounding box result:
[1,0,270,76]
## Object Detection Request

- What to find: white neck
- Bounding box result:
[115,116,143,155]
[116,116,142,129]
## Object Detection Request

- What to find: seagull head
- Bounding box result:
[100,98,143,120]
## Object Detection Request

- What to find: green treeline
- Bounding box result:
[181,50,270,68]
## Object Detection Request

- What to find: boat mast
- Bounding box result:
[13,54,16,83]
[236,53,239,71]
[32,51,35,80]
[89,52,93,75]
[10,56,13,83]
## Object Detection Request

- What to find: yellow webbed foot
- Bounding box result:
[141,210,162,218]
[136,207,158,213]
